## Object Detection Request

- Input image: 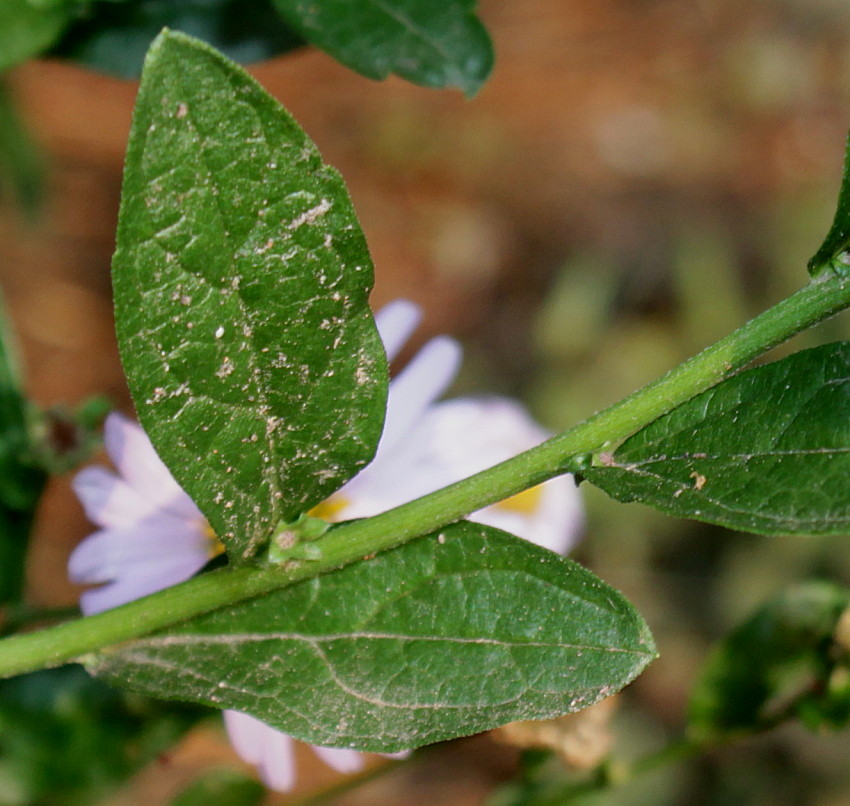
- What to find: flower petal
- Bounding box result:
[374,299,421,363]
[78,555,207,615]
[376,335,462,456]
[68,516,208,585]
[311,745,366,774]
[224,711,296,792]
[72,467,163,528]
[104,412,203,521]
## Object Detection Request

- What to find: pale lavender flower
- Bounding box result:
[69,299,583,790]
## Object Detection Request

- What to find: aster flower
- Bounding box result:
[69,299,583,791]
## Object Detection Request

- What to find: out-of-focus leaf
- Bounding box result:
[688,582,850,740]
[51,0,304,79]
[271,0,494,95]
[0,291,44,605]
[0,665,201,806]
[0,0,73,72]
[0,80,44,220]
[584,343,850,536]
[169,769,265,806]
[113,31,387,562]
[87,522,656,752]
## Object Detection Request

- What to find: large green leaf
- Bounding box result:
[583,343,850,536]
[271,0,494,95]
[51,0,304,79]
[113,30,387,561]
[688,582,850,740]
[86,522,656,752]
[0,0,73,72]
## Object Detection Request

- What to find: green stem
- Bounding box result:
[0,276,848,678]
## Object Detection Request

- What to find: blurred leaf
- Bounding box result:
[169,769,265,806]
[51,0,304,79]
[0,292,44,605]
[0,665,201,806]
[808,130,850,278]
[87,522,656,752]
[688,582,850,740]
[584,343,850,536]
[0,0,73,72]
[271,0,494,95]
[0,81,44,220]
[113,31,387,562]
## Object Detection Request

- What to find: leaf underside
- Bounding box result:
[585,342,850,535]
[86,522,656,752]
[113,31,387,562]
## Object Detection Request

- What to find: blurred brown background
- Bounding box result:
[4,0,850,803]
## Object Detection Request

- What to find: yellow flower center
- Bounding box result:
[204,521,226,558]
[308,494,351,523]
[494,485,543,516]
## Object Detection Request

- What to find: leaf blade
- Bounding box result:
[113,30,387,561]
[86,522,656,751]
[688,582,850,739]
[0,0,71,73]
[584,342,850,535]
[271,0,494,95]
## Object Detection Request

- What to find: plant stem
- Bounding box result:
[0,275,848,677]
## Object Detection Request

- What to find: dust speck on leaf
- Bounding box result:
[690,471,707,491]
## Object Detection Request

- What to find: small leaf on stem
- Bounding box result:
[585,342,850,536]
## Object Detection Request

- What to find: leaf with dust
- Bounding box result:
[86,521,656,751]
[585,343,850,536]
[113,31,387,562]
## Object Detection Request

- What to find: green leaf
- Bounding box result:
[51,0,304,79]
[688,582,850,740]
[169,769,265,806]
[583,342,850,536]
[113,30,387,561]
[86,522,656,752]
[0,665,200,806]
[808,130,850,278]
[271,0,494,96]
[0,79,45,219]
[0,291,45,604]
[0,0,72,72]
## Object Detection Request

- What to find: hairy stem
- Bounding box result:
[0,275,848,677]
